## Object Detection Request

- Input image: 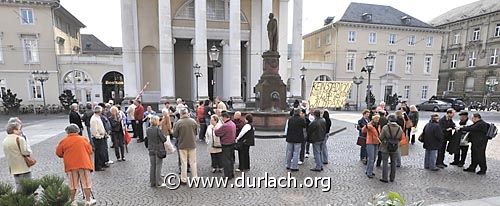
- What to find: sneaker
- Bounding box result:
[85,199,97,206]
[121,158,126,161]
[117,159,123,162]
[107,160,114,164]
[235,169,241,172]
[476,171,486,175]
[298,161,303,165]
[305,154,309,158]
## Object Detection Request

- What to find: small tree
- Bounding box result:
[58,90,77,111]
[1,89,23,114]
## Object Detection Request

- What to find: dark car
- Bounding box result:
[431,98,465,111]
[416,100,452,112]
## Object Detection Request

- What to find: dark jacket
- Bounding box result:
[379,116,388,129]
[357,118,369,137]
[286,115,307,143]
[324,117,331,136]
[109,116,123,133]
[307,117,326,143]
[233,119,245,136]
[379,123,403,153]
[439,116,456,140]
[146,126,166,156]
[82,109,93,127]
[239,124,255,146]
[69,111,83,129]
[422,121,444,150]
[460,120,489,144]
[408,111,419,126]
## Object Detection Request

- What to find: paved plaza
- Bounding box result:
[0,111,499,205]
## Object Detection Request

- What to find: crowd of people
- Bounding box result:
[2,97,496,205]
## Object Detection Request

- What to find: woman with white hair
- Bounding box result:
[408,105,419,145]
[3,122,34,192]
[146,116,167,187]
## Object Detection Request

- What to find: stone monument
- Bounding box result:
[254,13,287,112]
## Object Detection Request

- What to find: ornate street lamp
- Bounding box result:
[31,70,49,114]
[362,52,376,108]
[300,66,307,99]
[352,76,364,111]
[208,45,220,62]
[193,63,202,101]
[485,79,499,104]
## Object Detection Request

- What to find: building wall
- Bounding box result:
[436,11,500,103]
[0,2,59,105]
[303,25,336,62]
[54,27,80,55]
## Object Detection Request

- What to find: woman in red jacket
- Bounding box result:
[362,115,381,178]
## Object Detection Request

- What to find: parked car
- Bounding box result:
[416,100,452,112]
[429,97,466,111]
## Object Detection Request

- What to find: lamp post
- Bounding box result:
[352,76,364,111]
[485,79,499,105]
[300,66,307,99]
[193,63,202,101]
[361,52,376,109]
[31,70,49,114]
[208,45,221,99]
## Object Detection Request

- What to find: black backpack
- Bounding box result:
[386,126,400,153]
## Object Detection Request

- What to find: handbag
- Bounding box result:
[211,130,222,148]
[164,134,176,155]
[356,136,366,146]
[16,137,36,167]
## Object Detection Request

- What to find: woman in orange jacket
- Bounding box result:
[362,115,381,178]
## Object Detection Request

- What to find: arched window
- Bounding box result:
[62,70,93,103]
[63,70,92,84]
[175,0,248,22]
[314,75,332,81]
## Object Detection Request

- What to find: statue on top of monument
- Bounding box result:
[267,13,278,52]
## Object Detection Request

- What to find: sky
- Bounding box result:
[60,0,478,47]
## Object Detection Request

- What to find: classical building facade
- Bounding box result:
[0,0,60,105]
[303,3,445,107]
[431,0,500,104]
[121,0,304,106]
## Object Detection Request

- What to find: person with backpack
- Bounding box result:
[378,114,403,183]
[422,113,444,171]
[460,113,490,175]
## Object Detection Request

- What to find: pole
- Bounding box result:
[41,80,46,115]
[356,84,359,111]
[367,71,372,109]
[196,76,199,101]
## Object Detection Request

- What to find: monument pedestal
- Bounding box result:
[254,51,287,112]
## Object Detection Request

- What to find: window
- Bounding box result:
[490,48,499,65]
[468,51,477,67]
[317,37,321,48]
[495,23,500,37]
[22,36,39,63]
[0,34,3,63]
[472,28,480,41]
[450,54,458,69]
[389,34,396,45]
[453,33,460,44]
[421,86,428,100]
[206,0,225,20]
[314,75,332,81]
[326,33,332,45]
[405,55,414,73]
[404,85,410,99]
[28,80,42,99]
[0,79,6,99]
[387,55,395,73]
[465,77,475,92]
[447,80,455,91]
[426,36,433,47]
[20,8,34,24]
[346,52,356,72]
[368,32,377,44]
[408,35,416,46]
[348,31,356,42]
[424,55,432,74]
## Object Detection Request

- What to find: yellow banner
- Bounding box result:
[309,81,353,108]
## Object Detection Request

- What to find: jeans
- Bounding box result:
[322,135,329,163]
[211,153,222,169]
[454,146,469,165]
[238,145,251,170]
[222,145,235,178]
[149,154,163,186]
[424,149,438,169]
[395,151,401,167]
[366,144,378,176]
[360,144,367,160]
[199,122,207,141]
[285,143,301,170]
[179,149,198,183]
[312,142,323,170]
[14,172,32,192]
[381,152,397,181]
[299,141,307,162]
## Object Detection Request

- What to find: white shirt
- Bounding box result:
[237,124,252,141]
[126,104,136,120]
[90,114,106,139]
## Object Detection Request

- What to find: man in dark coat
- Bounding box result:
[285,109,306,171]
[376,111,389,167]
[437,109,456,168]
[461,113,489,175]
[299,109,311,163]
[423,113,444,171]
[81,103,95,147]
[69,103,84,135]
[357,109,370,164]
[307,110,326,172]
[450,111,472,167]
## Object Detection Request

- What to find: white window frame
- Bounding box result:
[421,86,428,100]
[490,48,499,65]
[472,28,480,41]
[450,54,458,69]
[346,52,356,72]
[426,36,433,47]
[0,79,6,99]
[465,77,475,92]
[405,55,414,73]
[28,80,43,100]
[453,33,460,44]
[348,31,356,43]
[388,34,396,45]
[424,55,432,74]
[20,8,34,25]
[368,32,377,44]
[447,80,455,91]
[408,35,416,46]
[404,85,410,99]
[495,23,500,37]
[468,51,477,67]
[22,36,39,63]
[387,55,395,73]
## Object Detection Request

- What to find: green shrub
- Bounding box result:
[0,192,35,206]
[0,183,13,197]
[39,175,65,189]
[18,178,40,196]
[39,184,71,206]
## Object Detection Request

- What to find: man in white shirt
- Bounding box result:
[126,100,137,137]
[216,97,227,112]
[90,106,108,171]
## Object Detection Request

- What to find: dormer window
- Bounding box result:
[401,16,411,25]
[362,13,372,22]
[85,42,91,49]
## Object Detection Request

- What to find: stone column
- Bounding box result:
[262,0,273,53]
[229,0,243,106]
[291,0,303,98]
[158,0,175,103]
[250,0,262,99]
[121,0,138,100]
[279,0,289,83]
[221,41,230,99]
[194,0,209,100]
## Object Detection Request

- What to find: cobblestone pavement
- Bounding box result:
[0,118,499,206]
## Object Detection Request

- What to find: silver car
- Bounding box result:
[416,100,452,112]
